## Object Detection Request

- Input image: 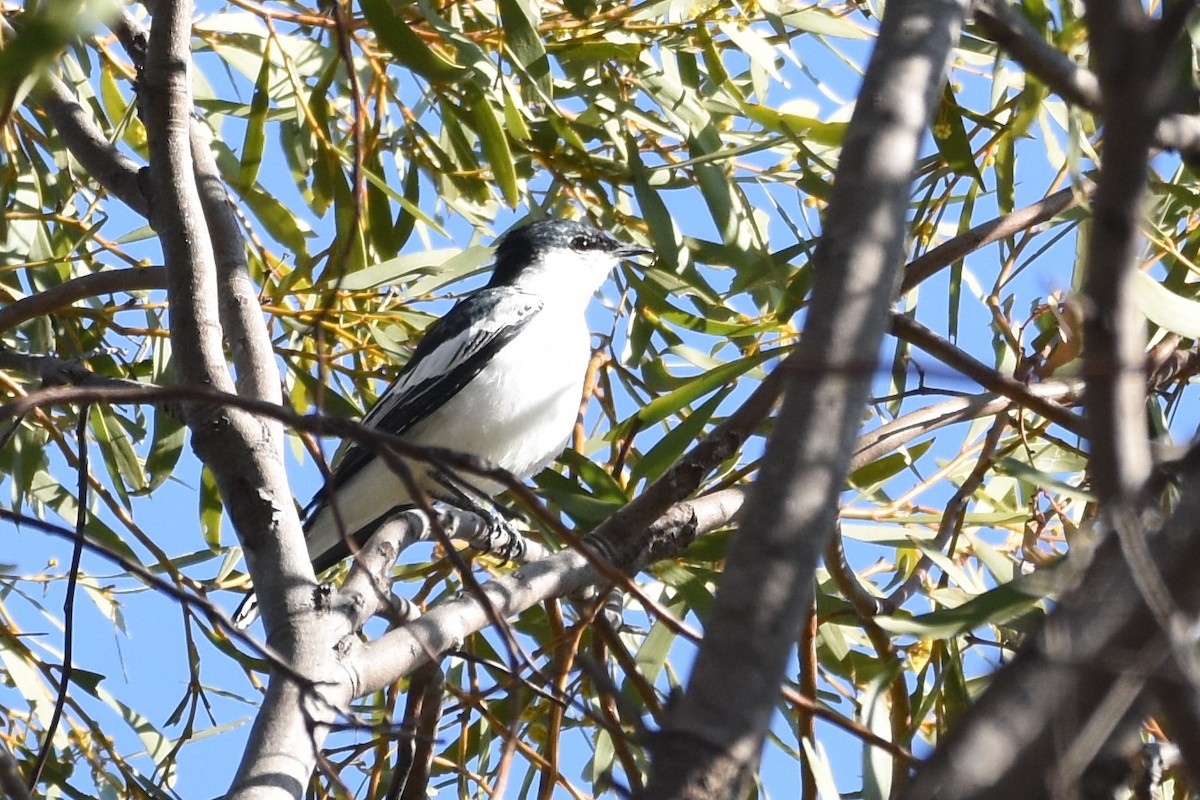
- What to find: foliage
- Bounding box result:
[0,0,1198,798]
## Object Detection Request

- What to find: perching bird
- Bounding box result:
[233,219,649,627]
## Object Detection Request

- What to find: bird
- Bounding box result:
[232,218,650,627]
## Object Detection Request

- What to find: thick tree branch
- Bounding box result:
[1077,4,1165,501]
[333,507,551,631]
[0,369,749,795]
[190,127,280,403]
[639,2,969,797]
[899,454,1200,800]
[112,8,280,405]
[971,0,1101,108]
[38,75,149,215]
[0,742,33,800]
[138,5,320,799]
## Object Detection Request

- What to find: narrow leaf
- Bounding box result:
[1132,268,1200,338]
[237,41,271,190]
[361,0,466,82]
[467,90,520,207]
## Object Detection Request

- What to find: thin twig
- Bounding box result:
[0,267,166,333]
[890,313,1086,436]
[27,404,90,789]
[798,594,819,800]
[0,507,310,688]
[900,181,1092,293]
[393,661,445,800]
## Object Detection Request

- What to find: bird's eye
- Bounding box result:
[570,235,594,250]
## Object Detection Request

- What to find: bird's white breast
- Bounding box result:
[404,300,590,480]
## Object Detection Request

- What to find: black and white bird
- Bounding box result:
[233,219,648,627]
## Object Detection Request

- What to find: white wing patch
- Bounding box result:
[359,292,542,433]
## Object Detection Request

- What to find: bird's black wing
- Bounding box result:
[306,287,543,515]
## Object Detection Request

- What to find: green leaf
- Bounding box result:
[309,77,338,218]
[625,348,777,431]
[466,90,520,208]
[557,449,628,504]
[360,0,467,82]
[142,337,185,493]
[0,635,59,738]
[859,666,900,800]
[143,407,186,495]
[331,247,463,291]
[717,21,781,81]
[392,159,421,253]
[874,576,1051,639]
[629,138,683,271]
[199,466,224,549]
[801,739,843,800]
[697,25,729,87]
[741,104,846,148]
[932,84,983,187]
[237,41,272,191]
[776,7,870,38]
[994,456,1094,503]
[498,0,550,99]
[634,622,676,689]
[1,2,99,118]
[849,439,934,489]
[1132,268,1200,338]
[533,469,621,528]
[216,141,315,256]
[28,469,139,563]
[630,387,730,488]
[89,406,147,501]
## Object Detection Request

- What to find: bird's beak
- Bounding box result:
[616,244,653,261]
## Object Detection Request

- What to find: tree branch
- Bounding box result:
[639,2,970,796]
[346,484,738,696]
[113,7,281,405]
[890,313,1086,435]
[899,181,1091,293]
[1077,2,1165,501]
[38,74,149,216]
[851,380,1082,469]
[972,0,1200,160]
[138,5,320,798]
[899,7,1195,798]
[0,742,33,800]
[898,453,1200,799]
[971,0,1101,108]
[0,267,166,334]
[190,126,280,403]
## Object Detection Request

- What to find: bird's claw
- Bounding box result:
[481,513,527,562]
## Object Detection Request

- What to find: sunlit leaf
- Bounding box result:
[360,0,467,82]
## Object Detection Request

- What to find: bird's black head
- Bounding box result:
[489,219,648,287]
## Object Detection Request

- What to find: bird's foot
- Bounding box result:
[476,511,528,562]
